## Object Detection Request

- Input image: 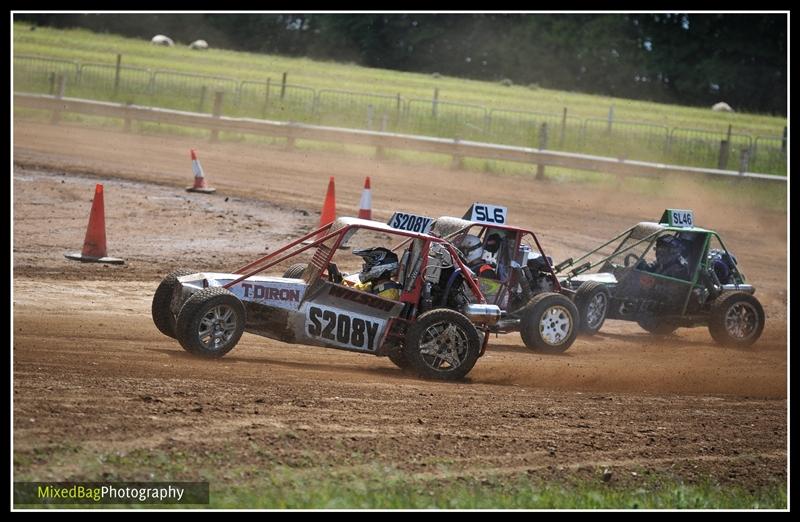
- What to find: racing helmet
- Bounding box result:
[458,234,484,264]
[708,248,737,284]
[655,234,686,266]
[484,233,503,254]
[353,247,399,284]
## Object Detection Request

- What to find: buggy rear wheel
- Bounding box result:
[152,268,196,339]
[708,292,764,347]
[574,281,610,335]
[282,263,308,278]
[175,287,246,357]
[404,309,480,380]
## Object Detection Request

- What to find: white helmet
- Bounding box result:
[458,235,484,264]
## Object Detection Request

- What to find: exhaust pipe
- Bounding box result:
[463,304,504,325]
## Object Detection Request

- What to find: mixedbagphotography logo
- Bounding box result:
[14,482,210,505]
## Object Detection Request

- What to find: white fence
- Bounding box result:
[13,92,787,184]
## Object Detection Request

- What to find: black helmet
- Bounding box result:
[655,235,686,266]
[484,233,503,254]
[353,247,399,283]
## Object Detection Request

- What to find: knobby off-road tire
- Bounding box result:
[637,316,679,336]
[175,287,246,357]
[574,281,610,335]
[282,263,308,279]
[404,309,481,381]
[708,291,765,348]
[152,268,196,339]
[520,292,579,353]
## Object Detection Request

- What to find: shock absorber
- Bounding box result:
[420,282,433,313]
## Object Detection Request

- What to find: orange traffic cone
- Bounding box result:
[186,149,216,193]
[319,176,336,229]
[65,184,125,264]
[357,176,372,220]
[305,177,337,245]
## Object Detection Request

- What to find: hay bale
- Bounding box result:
[151,35,175,47]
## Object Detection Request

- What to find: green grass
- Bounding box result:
[15,464,788,509]
[12,21,788,178]
[13,22,785,135]
[212,469,786,509]
[13,444,788,509]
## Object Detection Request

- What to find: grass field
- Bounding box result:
[13,22,786,136]
[13,447,787,509]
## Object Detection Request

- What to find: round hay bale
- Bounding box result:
[712,102,734,112]
[151,35,175,47]
[189,40,209,50]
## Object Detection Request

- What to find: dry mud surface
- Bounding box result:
[13,121,787,494]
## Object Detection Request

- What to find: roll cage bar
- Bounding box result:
[221,219,487,304]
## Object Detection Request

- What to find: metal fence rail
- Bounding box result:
[12,54,788,177]
[405,99,489,141]
[581,119,670,162]
[752,135,787,174]
[316,89,403,129]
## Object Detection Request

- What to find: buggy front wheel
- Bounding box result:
[175,287,246,357]
[520,293,579,353]
[404,309,480,380]
[708,292,764,348]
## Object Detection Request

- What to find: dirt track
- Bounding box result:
[13,120,787,496]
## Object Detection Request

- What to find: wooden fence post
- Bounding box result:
[366,104,374,130]
[607,105,614,133]
[560,107,567,148]
[51,74,66,125]
[451,137,464,170]
[113,53,122,97]
[280,72,287,101]
[210,91,224,142]
[432,88,439,118]
[376,113,388,160]
[198,85,207,113]
[122,102,131,132]
[781,126,787,153]
[536,122,548,180]
[718,124,733,170]
[395,93,402,125]
[262,78,271,118]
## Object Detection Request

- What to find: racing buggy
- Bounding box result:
[389,203,580,353]
[554,209,764,347]
[152,217,503,380]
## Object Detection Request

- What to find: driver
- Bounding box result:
[348,247,402,300]
[457,234,498,278]
[708,248,737,285]
[643,234,690,280]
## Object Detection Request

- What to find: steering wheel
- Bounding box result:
[327,263,343,284]
[624,253,640,268]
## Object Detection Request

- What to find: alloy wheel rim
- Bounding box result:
[585,293,608,329]
[418,321,469,371]
[197,304,238,350]
[724,302,759,340]
[539,305,573,346]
